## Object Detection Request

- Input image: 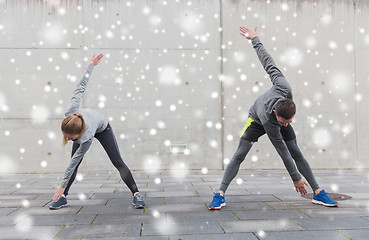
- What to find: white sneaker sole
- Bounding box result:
[132,203,145,209]
[209,202,226,210]
[49,204,68,210]
[312,199,338,207]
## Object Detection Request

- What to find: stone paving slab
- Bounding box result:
[0,193,40,200]
[271,194,311,201]
[14,206,81,216]
[293,217,369,230]
[0,199,50,208]
[83,237,168,240]
[18,213,97,226]
[92,213,155,225]
[141,197,164,205]
[146,190,198,198]
[55,224,141,238]
[260,230,349,240]
[247,188,301,195]
[142,220,224,236]
[166,210,240,223]
[0,225,63,239]
[163,196,202,204]
[265,200,323,210]
[232,209,309,220]
[147,203,206,212]
[89,192,134,200]
[0,214,27,226]
[0,207,18,216]
[337,229,369,239]
[169,233,258,239]
[299,207,369,218]
[222,202,273,211]
[337,199,369,208]
[78,204,143,215]
[218,219,304,233]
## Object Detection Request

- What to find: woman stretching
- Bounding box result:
[50,54,145,210]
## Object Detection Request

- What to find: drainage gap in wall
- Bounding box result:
[170,144,187,154]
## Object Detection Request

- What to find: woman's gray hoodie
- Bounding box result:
[60,65,108,188]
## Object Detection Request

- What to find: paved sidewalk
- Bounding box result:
[0,169,369,239]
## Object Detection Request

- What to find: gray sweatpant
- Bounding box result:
[219,138,320,193]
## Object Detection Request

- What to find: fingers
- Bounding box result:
[91,54,103,60]
[240,29,249,34]
[53,193,58,201]
[296,187,305,195]
[255,26,257,32]
[96,54,104,63]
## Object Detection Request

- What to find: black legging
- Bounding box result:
[64,123,139,196]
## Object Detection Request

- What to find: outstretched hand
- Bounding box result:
[294,178,309,195]
[53,186,66,201]
[89,54,104,66]
[240,26,258,40]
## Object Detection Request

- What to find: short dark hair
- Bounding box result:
[275,99,296,119]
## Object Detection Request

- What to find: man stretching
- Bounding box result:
[209,26,338,209]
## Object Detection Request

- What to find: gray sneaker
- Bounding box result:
[49,196,67,210]
[132,193,145,209]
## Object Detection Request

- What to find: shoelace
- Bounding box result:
[53,196,65,203]
[135,193,143,201]
[212,193,221,202]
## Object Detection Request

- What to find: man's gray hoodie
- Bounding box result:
[249,36,301,183]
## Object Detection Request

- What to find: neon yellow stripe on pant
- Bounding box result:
[240,117,254,138]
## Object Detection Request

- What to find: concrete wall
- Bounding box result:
[0,0,368,174]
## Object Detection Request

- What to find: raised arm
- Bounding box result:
[240,27,285,85]
[64,54,104,116]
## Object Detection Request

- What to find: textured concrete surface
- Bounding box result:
[1,0,369,173]
[1,169,368,239]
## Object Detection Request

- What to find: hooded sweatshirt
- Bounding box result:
[249,36,301,183]
[60,64,108,188]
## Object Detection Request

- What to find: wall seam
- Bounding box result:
[219,0,225,170]
[353,0,359,168]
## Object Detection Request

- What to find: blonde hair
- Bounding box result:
[61,113,86,146]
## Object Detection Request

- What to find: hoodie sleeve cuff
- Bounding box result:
[251,36,260,47]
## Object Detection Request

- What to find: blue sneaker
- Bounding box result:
[209,192,226,210]
[312,189,338,207]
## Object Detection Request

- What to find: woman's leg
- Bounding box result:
[94,124,139,194]
[64,142,83,196]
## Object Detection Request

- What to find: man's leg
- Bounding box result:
[209,117,265,210]
[219,118,265,193]
[219,139,253,193]
[64,142,83,196]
